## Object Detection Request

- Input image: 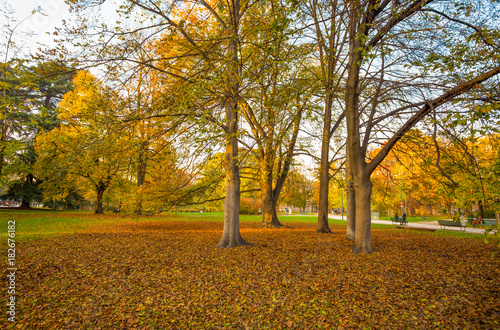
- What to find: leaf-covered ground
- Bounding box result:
[1,215,499,329]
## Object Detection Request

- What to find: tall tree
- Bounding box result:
[300,0,350,233]
[0,61,74,207]
[63,0,252,245]
[36,71,131,214]
[344,0,500,253]
[240,13,319,226]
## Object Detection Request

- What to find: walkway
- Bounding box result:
[327,214,489,234]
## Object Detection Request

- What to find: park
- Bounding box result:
[1,0,500,328]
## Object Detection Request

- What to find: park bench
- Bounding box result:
[437,220,466,231]
[391,217,408,225]
[112,209,120,214]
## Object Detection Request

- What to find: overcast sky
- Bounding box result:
[1,0,69,53]
[2,0,121,58]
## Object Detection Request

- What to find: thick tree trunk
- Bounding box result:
[261,175,282,227]
[95,187,105,214]
[317,95,333,233]
[136,142,147,215]
[345,157,356,240]
[95,181,107,215]
[20,200,31,208]
[352,172,374,254]
[218,133,249,248]
[345,0,371,251]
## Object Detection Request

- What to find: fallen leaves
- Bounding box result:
[1,219,499,329]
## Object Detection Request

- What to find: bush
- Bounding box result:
[240,198,261,215]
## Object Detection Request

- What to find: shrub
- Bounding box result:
[240,198,261,215]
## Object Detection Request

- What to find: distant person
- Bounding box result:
[472,216,484,228]
[460,214,466,227]
[402,212,407,223]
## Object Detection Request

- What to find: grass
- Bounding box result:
[378,214,450,222]
[1,210,430,243]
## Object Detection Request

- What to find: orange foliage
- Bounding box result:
[2,217,499,328]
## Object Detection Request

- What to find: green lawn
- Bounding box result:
[378,214,452,222]
[1,210,408,242]
[0,210,484,244]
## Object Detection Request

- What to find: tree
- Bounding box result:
[36,71,131,214]
[240,21,319,226]
[63,0,253,246]
[0,61,74,207]
[299,0,349,233]
[279,170,312,211]
[344,0,500,253]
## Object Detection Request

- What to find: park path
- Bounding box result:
[324,214,489,234]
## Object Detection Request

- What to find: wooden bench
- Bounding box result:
[391,217,408,225]
[437,220,466,231]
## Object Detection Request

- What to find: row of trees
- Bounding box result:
[2,0,499,253]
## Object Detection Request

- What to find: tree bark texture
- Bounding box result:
[352,172,375,254]
[95,183,106,214]
[317,94,333,233]
[135,141,147,215]
[261,162,282,227]
[345,156,356,241]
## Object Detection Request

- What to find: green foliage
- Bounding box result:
[0,61,75,206]
[240,197,261,215]
[485,224,500,258]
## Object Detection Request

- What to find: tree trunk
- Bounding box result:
[352,172,375,254]
[217,11,248,248]
[345,158,356,241]
[218,133,249,248]
[95,184,106,214]
[478,199,485,218]
[345,0,371,251]
[261,171,282,227]
[20,200,31,209]
[136,142,147,215]
[317,95,333,233]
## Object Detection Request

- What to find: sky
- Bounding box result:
[2,0,71,54]
[1,0,120,59]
